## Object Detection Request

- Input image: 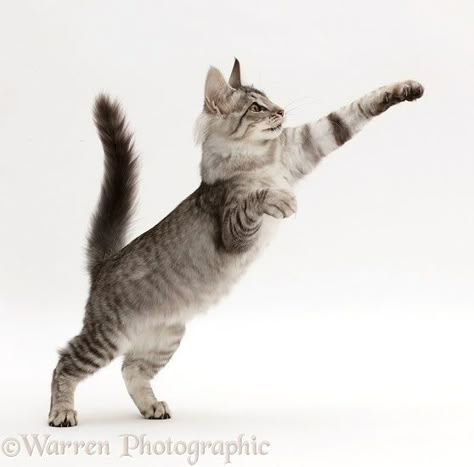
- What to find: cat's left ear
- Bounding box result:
[204,66,233,114]
[229,58,241,88]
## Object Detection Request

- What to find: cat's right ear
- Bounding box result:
[229,58,241,88]
[204,66,232,114]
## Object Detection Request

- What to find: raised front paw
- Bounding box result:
[384,80,424,104]
[375,80,424,115]
[48,408,78,427]
[261,189,297,219]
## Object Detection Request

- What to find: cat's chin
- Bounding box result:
[261,126,283,140]
[265,123,282,132]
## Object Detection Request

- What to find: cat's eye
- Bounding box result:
[250,103,265,112]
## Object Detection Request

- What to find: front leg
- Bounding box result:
[221,188,296,253]
[282,80,424,180]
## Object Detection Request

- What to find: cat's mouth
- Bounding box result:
[265,123,282,132]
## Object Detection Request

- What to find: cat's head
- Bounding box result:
[196,59,285,183]
[198,59,284,143]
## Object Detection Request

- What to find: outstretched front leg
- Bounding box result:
[281,80,424,180]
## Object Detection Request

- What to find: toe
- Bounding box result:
[413,83,424,98]
[49,409,77,427]
[143,401,172,420]
[403,81,424,101]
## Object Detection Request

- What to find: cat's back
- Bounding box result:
[95,183,223,277]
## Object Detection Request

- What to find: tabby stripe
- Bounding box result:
[328,112,351,146]
[237,210,260,236]
[236,209,256,234]
[82,333,110,362]
[69,341,102,369]
[62,352,92,376]
[231,105,252,135]
[357,102,371,119]
[95,326,118,357]
[225,210,239,238]
[84,325,113,361]
[301,124,323,162]
[60,364,79,378]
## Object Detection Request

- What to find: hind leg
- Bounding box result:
[122,323,185,419]
[48,323,122,427]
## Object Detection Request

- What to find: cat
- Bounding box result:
[48,59,423,427]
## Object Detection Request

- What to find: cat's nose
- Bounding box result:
[275,108,284,117]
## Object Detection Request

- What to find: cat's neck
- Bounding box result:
[200,136,281,184]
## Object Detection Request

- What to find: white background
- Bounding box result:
[0,0,473,466]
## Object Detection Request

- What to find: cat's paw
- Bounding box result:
[48,408,78,427]
[399,80,424,101]
[141,401,171,420]
[262,189,297,219]
[382,80,424,107]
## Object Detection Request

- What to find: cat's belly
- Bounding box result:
[143,215,280,325]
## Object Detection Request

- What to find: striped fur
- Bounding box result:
[87,95,138,279]
[48,61,423,427]
[282,80,424,180]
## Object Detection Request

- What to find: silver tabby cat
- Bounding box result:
[48,59,423,427]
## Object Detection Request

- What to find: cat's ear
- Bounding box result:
[204,66,232,114]
[229,58,241,88]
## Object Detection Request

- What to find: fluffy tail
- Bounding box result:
[87,94,138,279]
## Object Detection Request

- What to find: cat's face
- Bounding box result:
[201,59,285,143]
